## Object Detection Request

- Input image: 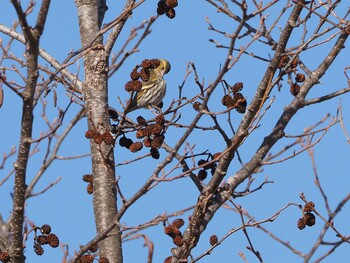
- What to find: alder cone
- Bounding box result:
[47,233,60,248]
[304,212,316,227]
[41,224,51,234]
[209,235,218,246]
[290,83,300,96]
[33,243,44,256]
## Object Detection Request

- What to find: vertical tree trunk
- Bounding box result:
[11,42,38,262]
[75,1,122,262]
[10,0,51,261]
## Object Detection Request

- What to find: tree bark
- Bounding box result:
[10,0,51,261]
[75,0,122,262]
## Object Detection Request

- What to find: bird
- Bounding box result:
[124,59,171,114]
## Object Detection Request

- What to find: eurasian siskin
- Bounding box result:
[125,59,171,113]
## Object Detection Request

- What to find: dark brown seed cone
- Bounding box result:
[193,101,202,111]
[85,130,96,139]
[197,169,207,181]
[157,7,166,15]
[197,159,206,167]
[125,80,142,92]
[33,243,44,256]
[124,138,134,148]
[36,235,48,245]
[130,68,140,80]
[149,59,161,68]
[99,257,110,263]
[173,235,184,246]
[131,80,142,92]
[209,235,218,246]
[213,152,222,160]
[155,114,165,125]
[47,233,60,248]
[119,137,133,148]
[140,68,150,82]
[291,57,299,68]
[236,102,247,113]
[290,83,300,96]
[233,92,243,100]
[164,225,181,238]
[129,142,143,152]
[151,123,163,135]
[136,129,146,139]
[221,94,235,107]
[295,73,306,82]
[137,116,147,126]
[124,80,135,92]
[231,82,244,94]
[109,109,119,121]
[157,0,167,8]
[198,159,215,170]
[303,201,315,213]
[297,217,306,230]
[277,55,290,68]
[89,243,98,253]
[87,183,93,195]
[102,131,114,145]
[119,136,128,147]
[144,126,153,137]
[157,1,169,15]
[150,148,160,159]
[234,93,247,113]
[166,8,176,19]
[151,134,165,149]
[304,212,316,227]
[164,256,172,263]
[93,133,104,144]
[141,59,152,68]
[172,218,185,229]
[80,254,94,263]
[166,0,178,8]
[41,224,52,235]
[164,225,172,235]
[0,251,11,262]
[143,138,152,148]
[83,174,93,183]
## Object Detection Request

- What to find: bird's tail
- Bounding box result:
[124,96,137,114]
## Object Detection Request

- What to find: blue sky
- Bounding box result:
[1,1,350,262]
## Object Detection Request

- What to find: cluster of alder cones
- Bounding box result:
[119,114,166,159]
[221,82,247,113]
[297,201,316,230]
[83,174,94,195]
[125,59,162,93]
[163,218,186,263]
[157,0,178,19]
[75,246,109,263]
[196,153,221,181]
[277,54,306,96]
[85,128,114,145]
[192,82,247,114]
[31,224,59,256]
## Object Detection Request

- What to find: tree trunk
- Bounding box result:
[75,0,122,262]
